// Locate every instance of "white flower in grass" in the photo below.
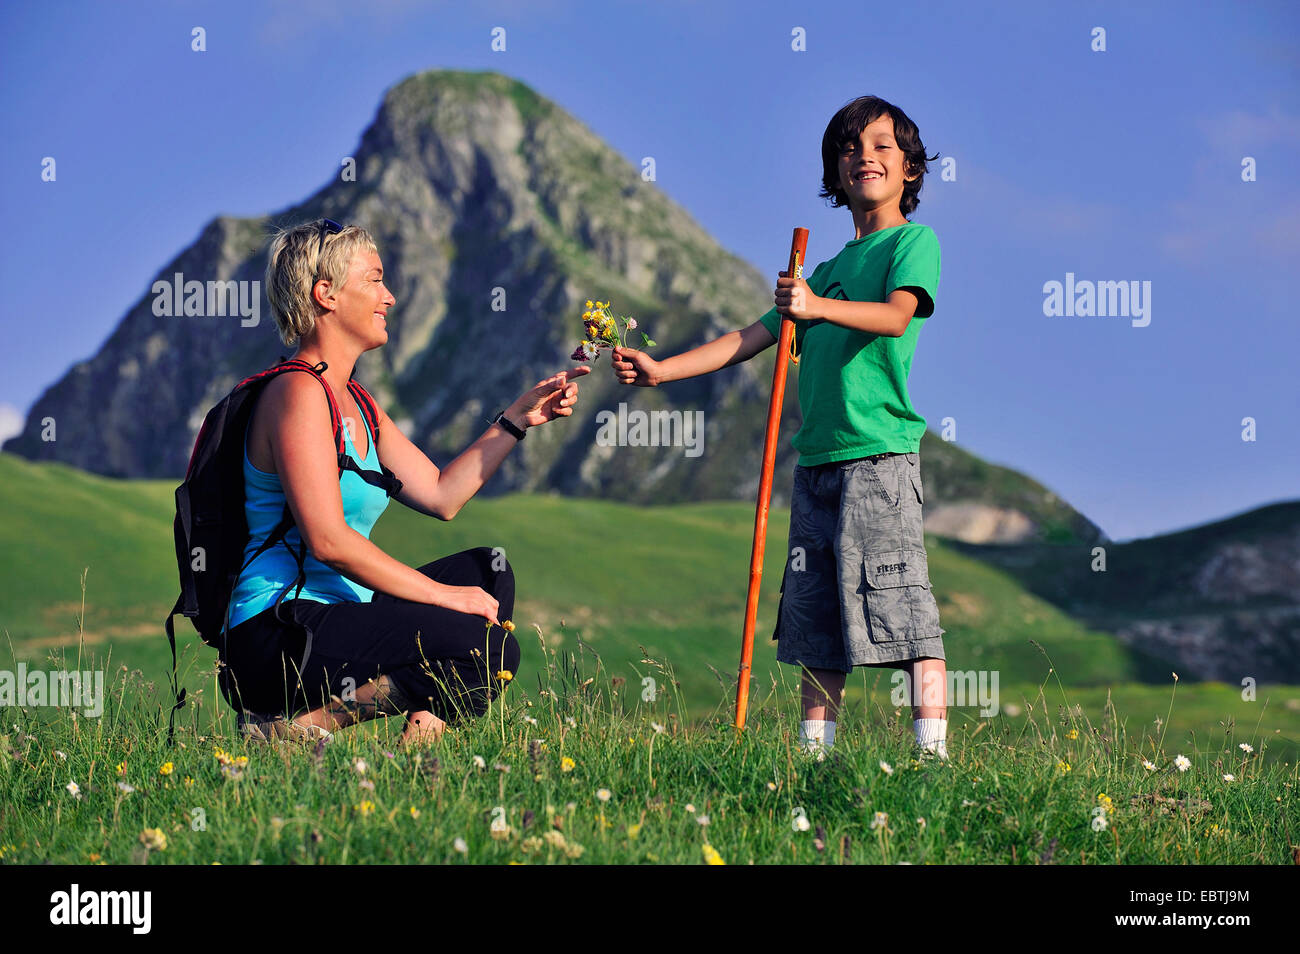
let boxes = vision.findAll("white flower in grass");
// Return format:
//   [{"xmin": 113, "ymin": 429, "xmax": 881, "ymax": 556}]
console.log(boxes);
[
  {"xmin": 1238, "ymin": 743, "xmax": 1254, "ymax": 754},
  {"xmin": 472, "ymin": 755, "xmax": 486, "ymax": 769},
  {"xmin": 596, "ymin": 788, "xmax": 612, "ymax": 803},
  {"xmin": 352, "ymin": 758, "xmax": 367, "ymax": 775},
  {"xmin": 65, "ymin": 781, "xmax": 81, "ymax": 799},
  {"xmin": 880, "ymin": 760, "xmax": 894, "ymax": 776},
  {"xmin": 684, "ymin": 803, "xmax": 696, "ymax": 814},
  {"xmin": 1142, "ymin": 759, "xmax": 1157, "ymax": 771},
  {"xmin": 651, "ymin": 721, "xmax": 665, "ymax": 734},
  {"xmin": 627, "ymin": 317, "xmax": 638, "ymax": 330},
  {"xmin": 870, "ymin": 811, "xmax": 889, "ymax": 831},
  {"xmin": 54, "ymin": 750, "xmax": 67, "ymax": 761},
  {"xmin": 961, "ymin": 798, "xmax": 976, "ymax": 807},
  {"xmin": 524, "ymin": 716, "xmax": 538, "ymax": 726},
  {"xmin": 117, "ymin": 781, "xmax": 136, "ymax": 794},
  {"xmin": 1174, "ymin": 754, "xmax": 1191, "ymax": 772},
  {"xmin": 453, "ymin": 837, "xmax": 468, "ymax": 854},
  {"xmin": 1223, "ymin": 773, "xmax": 1235, "ymax": 782},
  {"xmin": 1091, "ymin": 814, "xmax": 1108, "ymax": 832},
  {"xmin": 696, "ymin": 814, "xmax": 710, "ymax": 826},
  {"xmin": 916, "ymin": 817, "xmax": 927, "ymax": 829},
  {"xmin": 792, "ymin": 811, "xmax": 810, "ymax": 832},
  {"xmin": 359, "ymin": 779, "xmax": 375, "ymax": 792},
  {"xmin": 565, "ymin": 716, "xmax": 577, "ymax": 728}
]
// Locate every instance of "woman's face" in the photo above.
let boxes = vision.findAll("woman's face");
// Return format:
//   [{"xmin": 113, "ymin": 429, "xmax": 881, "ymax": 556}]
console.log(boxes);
[{"xmin": 315, "ymin": 248, "xmax": 395, "ymax": 348}]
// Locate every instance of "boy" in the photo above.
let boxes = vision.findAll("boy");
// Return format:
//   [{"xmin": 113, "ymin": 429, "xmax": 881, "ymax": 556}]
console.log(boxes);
[{"xmin": 612, "ymin": 95, "xmax": 949, "ymax": 761}]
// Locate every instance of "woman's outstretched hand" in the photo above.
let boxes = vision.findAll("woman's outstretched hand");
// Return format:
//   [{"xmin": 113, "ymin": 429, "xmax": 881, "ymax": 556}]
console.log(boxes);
[
  {"xmin": 512, "ymin": 366, "xmax": 592, "ymax": 427},
  {"xmin": 612, "ymin": 346, "xmax": 661, "ymax": 386}
]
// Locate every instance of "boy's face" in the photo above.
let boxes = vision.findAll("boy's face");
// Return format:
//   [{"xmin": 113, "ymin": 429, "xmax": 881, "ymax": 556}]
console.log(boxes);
[{"xmin": 837, "ymin": 114, "xmax": 915, "ymax": 213}]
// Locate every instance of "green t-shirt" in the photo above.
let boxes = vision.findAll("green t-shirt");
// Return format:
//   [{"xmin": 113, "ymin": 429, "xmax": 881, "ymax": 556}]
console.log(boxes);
[{"xmin": 758, "ymin": 222, "xmax": 940, "ymax": 466}]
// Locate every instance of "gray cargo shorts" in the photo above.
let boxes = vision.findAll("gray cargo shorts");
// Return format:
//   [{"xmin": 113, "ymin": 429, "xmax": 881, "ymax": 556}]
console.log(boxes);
[{"xmin": 772, "ymin": 450, "xmax": 946, "ymax": 672}]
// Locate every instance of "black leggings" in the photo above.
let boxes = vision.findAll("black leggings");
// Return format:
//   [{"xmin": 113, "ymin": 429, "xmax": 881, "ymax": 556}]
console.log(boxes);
[{"xmin": 218, "ymin": 547, "xmax": 521, "ymax": 725}]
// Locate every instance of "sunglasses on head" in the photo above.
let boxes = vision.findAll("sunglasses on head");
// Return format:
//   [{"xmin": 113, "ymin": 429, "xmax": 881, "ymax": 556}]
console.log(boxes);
[{"xmin": 313, "ymin": 218, "xmax": 343, "ymax": 279}]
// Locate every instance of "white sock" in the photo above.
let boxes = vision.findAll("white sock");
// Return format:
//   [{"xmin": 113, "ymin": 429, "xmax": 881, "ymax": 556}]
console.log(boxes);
[
  {"xmin": 914, "ymin": 717, "xmax": 947, "ymax": 750},
  {"xmin": 799, "ymin": 719, "xmax": 835, "ymax": 759}
]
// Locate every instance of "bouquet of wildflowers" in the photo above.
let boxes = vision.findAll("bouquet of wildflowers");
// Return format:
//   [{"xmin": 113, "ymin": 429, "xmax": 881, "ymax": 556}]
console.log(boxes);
[{"xmin": 570, "ymin": 299, "xmax": 655, "ymax": 362}]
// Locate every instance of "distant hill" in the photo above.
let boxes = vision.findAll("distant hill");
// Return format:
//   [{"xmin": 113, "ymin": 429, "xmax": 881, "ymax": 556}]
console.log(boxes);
[
  {"xmin": 945, "ymin": 501, "xmax": 1300, "ymax": 683},
  {"xmin": 3, "ymin": 69, "xmax": 1102, "ymax": 545}
]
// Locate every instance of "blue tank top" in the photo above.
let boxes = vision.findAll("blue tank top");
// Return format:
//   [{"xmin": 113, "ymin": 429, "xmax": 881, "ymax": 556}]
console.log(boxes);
[{"xmin": 223, "ymin": 411, "xmax": 390, "ymax": 633}]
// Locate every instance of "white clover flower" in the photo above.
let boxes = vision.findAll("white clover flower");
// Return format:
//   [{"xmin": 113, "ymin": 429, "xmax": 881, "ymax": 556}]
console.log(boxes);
[
  {"xmin": 1174, "ymin": 754, "xmax": 1191, "ymax": 772},
  {"xmin": 596, "ymin": 788, "xmax": 612, "ymax": 802},
  {"xmin": 117, "ymin": 781, "xmax": 135, "ymax": 794},
  {"xmin": 453, "ymin": 837, "xmax": 468, "ymax": 854},
  {"xmin": 352, "ymin": 758, "xmax": 368, "ymax": 775},
  {"xmin": 472, "ymin": 755, "xmax": 486, "ymax": 769},
  {"xmin": 870, "ymin": 811, "xmax": 889, "ymax": 831},
  {"xmin": 627, "ymin": 317, "xmax": 638, "ymax": 329},
  {"xmin": 1091, "ymin": 814, "xmax": 1108, "ymax": 832},
  {"xmin": 696, "ymin": 814, "xmax": 710, "ymax": 826},
  {"xmin": 792, "ymin": 812, "xmax": 811, "ymax": 832},
  {"xmin": 880, "ymin": 760, "xmax": 894, "ymax": 776},
  {"xmin": 684, "ymin": 803, "xmax": 696, "ymax": 814}
]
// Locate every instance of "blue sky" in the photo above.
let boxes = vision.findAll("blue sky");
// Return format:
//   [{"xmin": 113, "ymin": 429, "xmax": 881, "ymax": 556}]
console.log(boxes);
[{"xmin": 1, "ymin": 0, "xmax": 1296, "ymax": 542}]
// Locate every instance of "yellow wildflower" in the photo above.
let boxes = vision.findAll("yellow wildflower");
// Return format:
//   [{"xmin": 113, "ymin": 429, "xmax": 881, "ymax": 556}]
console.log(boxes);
[
  {"xmin": 585, "ymin": 300, "xmax": 593, "ymax": 309},
  {"xmin": 355, "ymin": 800, "xmax": 375, "ymax": 816},
  {"xmin": 409, "ymin": 806, "xmax": 421, "ymax": 819},
  {"xmin": 501, "ymin": 620, "xmax": 516, "ymax": 632},
  {"xmin": 496, "ymin": 670, "xmax": 513, "ymax": 683},
  {"xmin": 1058, "ymin": 760, "xmax": 1071, "ymax": 774},
  {"xmin": 626, "ymin": 823, "xmax": 641, "ymax": 839},
  {"xmin": 159, "ymin": 762, "xmax": 174, "ymax": 776},
  {"xmin": 701, "ymin": 843, "xmax": 725, "ymax": 865},
  {"xmin": 561, "ymin": 757, "xmax": 576, "ymax": 772},
  {"xmin": 139, "ymin": 828, "xmax": 167, "ymax": 852},
  {"xmin": 1066, "ymin": 729, "xmax": 1078, "ymax": 740}
]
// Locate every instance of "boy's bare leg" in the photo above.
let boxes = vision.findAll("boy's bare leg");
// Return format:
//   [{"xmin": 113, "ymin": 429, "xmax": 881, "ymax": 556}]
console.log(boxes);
[
  {"xmin": 801, "ymin": 668, "xmax": 847, "ymax": 721},
  {"xmin": 907, "ymin": 657, "xmax": 949, "ymax": 759},
  {"xmin": 907, "ymin": 657, "xmax": 947, "ymax": 719}
]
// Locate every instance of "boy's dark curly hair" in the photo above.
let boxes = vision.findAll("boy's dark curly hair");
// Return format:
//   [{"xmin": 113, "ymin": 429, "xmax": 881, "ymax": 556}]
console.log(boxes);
[{"xmin": 819, "ymin": 96, "xmax": 938, "ymax": 218}]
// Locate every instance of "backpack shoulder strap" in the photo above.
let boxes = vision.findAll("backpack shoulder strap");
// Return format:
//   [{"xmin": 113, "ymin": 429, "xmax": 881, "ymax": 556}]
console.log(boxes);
[{"xmin": 347, "ymin": 378, "xmax": 382, "ymax": 444}]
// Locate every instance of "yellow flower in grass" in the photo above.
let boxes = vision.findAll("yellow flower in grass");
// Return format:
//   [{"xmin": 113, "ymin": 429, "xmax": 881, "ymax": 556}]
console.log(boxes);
[
  {"xmin": 585, "ymin": 300, "xmax": 593, "ymax": 309},
  {"xmin": 561, "ymin": 757, "xmax": 576, "ymax": 773},
  {"xmin": 501, "ymin": 619, "xmax": 516, "ymax": 632},
  {"xmin": 1066, "ymin": 729, "xmax": 1078, "ymax": 740},
  {"xmin": 701, "ymin": 843, "xmax": 725, "ymax": 865},
  {"xmin": 1057, "ymin": 760, "xmax": 1071, "ymax": 774},
  {"xmin": 355, "ymin": 800, "xmax": 375, "ymax": 816},
  {"xmin": 496, "ymin": 670, "xmax": 513, "ymax": 683},
  {"xmin": 1096, "ymin": 793, "xmax": 1113, "ymax": 815},
  {"xmin": 159, "ymin": 762, "xmax": 174, "ymax": 776},
  {"xmin": 139, "ymin": 828, "xmax": 167, "ymax": 852},
  {"xmin": 626, "ymin": 823, "xmax": 642, "ymax": 840}
]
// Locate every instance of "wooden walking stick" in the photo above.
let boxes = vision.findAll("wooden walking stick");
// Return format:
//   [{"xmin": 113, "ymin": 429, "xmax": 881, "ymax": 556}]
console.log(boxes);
[{"xmin": 735, "ymin": 226, "xmax": 809, "ymax": 730}]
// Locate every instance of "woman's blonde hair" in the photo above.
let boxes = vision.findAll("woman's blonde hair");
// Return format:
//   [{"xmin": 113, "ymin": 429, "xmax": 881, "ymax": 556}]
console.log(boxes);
[{"xmin": 265, "ymin": 220, "xmax": 378, "ymax": 346}]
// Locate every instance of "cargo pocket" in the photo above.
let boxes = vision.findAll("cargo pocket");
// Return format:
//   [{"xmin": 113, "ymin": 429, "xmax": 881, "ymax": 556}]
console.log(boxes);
[{"xmin": 861, "ymin": 548, "xmax": 931, "ymax": 641}]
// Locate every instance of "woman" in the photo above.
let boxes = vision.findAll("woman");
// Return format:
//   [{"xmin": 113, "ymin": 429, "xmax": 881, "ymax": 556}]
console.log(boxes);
[{"xmin": 219, "ymin": 218, "xmax": 589, "ymax": 745}]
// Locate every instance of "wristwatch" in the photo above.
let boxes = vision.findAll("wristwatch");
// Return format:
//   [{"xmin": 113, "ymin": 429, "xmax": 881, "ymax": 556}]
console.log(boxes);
[{"xmin": 490, "ymin": 410, "xmax": 526, "ymax": 440}]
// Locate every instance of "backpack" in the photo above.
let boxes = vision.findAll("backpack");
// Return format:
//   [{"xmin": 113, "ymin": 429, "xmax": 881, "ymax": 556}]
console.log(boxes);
[{"xmin": 161, "ymin": 356, "xmax": 404, "ymax": 743}]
